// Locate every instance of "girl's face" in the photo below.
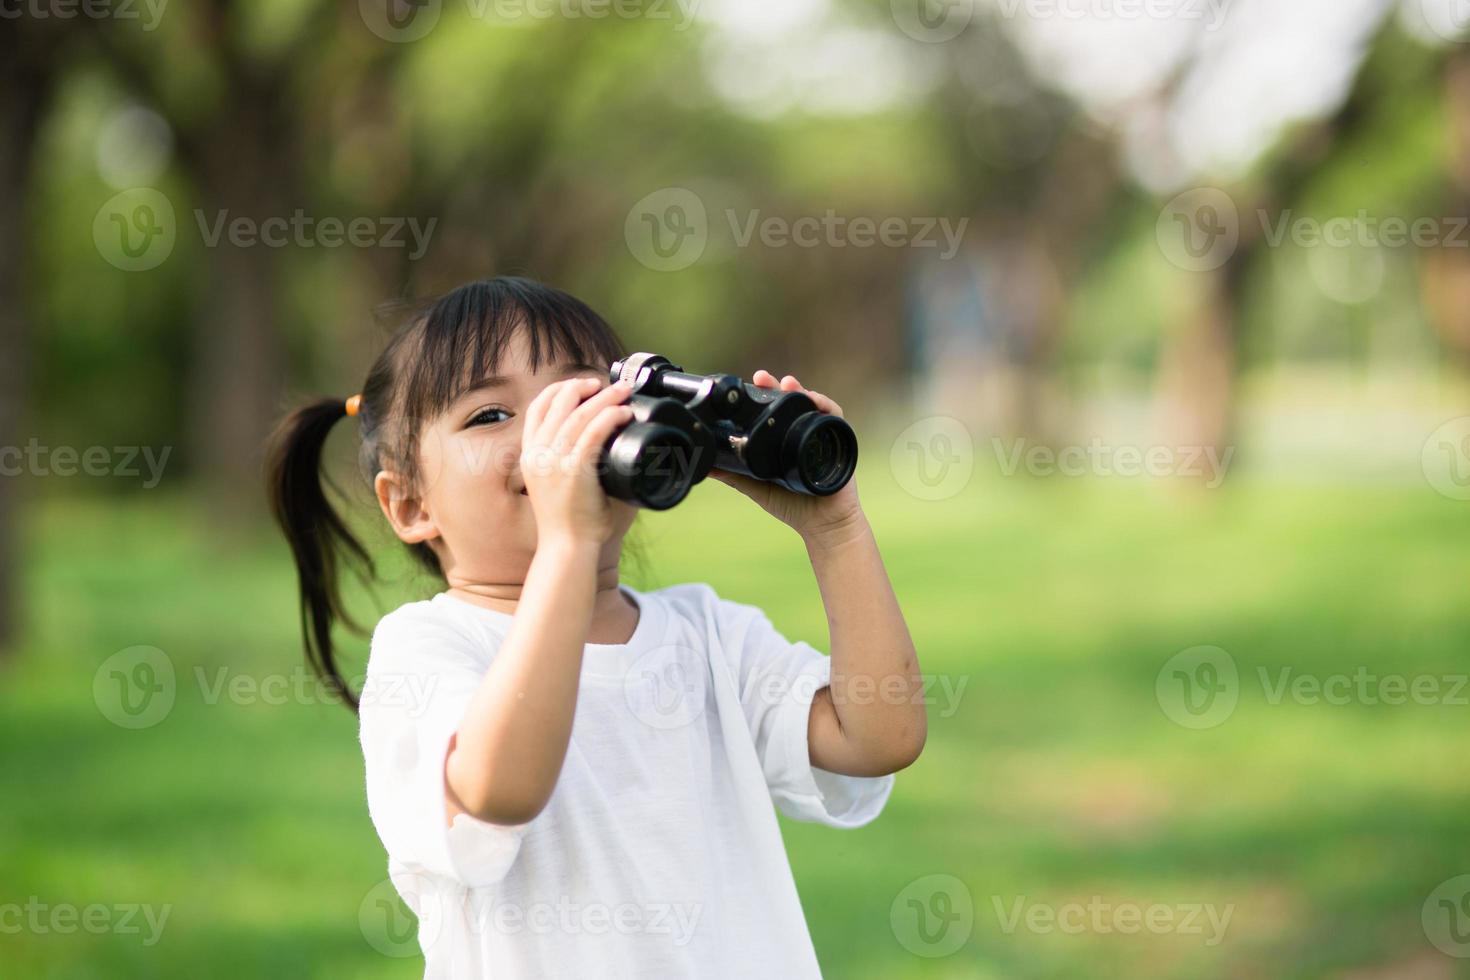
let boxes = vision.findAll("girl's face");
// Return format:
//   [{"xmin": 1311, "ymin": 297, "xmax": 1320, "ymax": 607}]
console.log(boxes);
[{"xmin": 375, "ymin": 328, "xmax": 638, "ymax": 586}]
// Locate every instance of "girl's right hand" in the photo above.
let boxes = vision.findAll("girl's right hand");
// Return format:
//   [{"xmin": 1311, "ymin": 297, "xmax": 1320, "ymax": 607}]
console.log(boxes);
[{"xmin": 519, "ymin": 376, "xmax": 634, "ymax": 546}]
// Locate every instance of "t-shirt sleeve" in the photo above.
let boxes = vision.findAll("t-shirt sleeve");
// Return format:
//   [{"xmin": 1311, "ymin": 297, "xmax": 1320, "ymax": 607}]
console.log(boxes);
[
  {"xmin": 358, "ymin": 607, "xmax": 532, "ymax": 889},
  {"xmin": 713, "ymin": 592, "xmax": 895, "ymax": 828}
]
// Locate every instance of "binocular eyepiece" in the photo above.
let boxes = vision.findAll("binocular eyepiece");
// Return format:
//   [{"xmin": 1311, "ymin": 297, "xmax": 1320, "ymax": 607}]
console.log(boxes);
[{"xmin": 598, "ymin": 353, "xmax": 858, "ymax": 510}]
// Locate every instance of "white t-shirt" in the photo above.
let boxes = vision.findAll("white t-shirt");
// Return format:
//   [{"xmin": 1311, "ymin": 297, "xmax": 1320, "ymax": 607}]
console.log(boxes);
[{"xmin": 358, "ymin": 581, "xmax": 895, "ymax": 979}]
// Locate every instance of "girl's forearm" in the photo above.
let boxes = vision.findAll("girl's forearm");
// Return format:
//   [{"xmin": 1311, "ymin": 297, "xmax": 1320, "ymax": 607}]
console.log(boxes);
[
  {"xmin": 803, "ymin": 515, "xmax": 927, "ymax": 776},
  {"xmin": 445, "ymin": 535, "xmax": 601, "ymax": 824}
]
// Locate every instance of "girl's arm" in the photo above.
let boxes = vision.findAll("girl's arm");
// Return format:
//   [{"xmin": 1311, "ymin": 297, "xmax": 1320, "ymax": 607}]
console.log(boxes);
[
  {"xmin": 445, "ymin": 377, "xmax": 635, "ymax": 825},
  {"xmin": 444, "ymin": 536, "xmax": 601, "ymax": 824},
  {"xmin": 707, "ymin": 370, "xmax": 927, "ymax": 779},
  {"xmin": 802, "ymin": 514, "xmax": 927, "ymax": 777}
]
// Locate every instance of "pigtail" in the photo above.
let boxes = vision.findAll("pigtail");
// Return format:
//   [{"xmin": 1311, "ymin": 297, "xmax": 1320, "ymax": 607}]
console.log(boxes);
[{"xmin": 265, "ymin": 398, "xmax": 372, "ymax": 713}]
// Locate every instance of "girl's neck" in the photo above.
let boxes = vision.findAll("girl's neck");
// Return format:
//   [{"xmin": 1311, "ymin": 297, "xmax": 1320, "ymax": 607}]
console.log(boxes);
[{"xmin": 444, "ymin": 561, "xmax": 640, "ymax": 645}]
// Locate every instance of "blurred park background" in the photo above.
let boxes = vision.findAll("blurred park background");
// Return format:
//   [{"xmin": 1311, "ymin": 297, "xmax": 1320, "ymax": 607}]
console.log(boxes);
[{"xmin": 4, "ymin": 0, "xmax": 1470, "ymax": 977}]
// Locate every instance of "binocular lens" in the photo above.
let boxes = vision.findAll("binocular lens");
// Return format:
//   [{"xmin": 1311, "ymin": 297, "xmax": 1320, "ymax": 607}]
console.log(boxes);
[
  {"xmin": 632, "ymin": 433, "xmax": 690, "ymax": 509},
  {"xmin": 787, "ymin": 413, "xmax": 858, "ymax": 495},
  {"xmin": 602, "ymin": 423, "xmax": 696, "ymax": 511},
  {"xmin": 601, "ymin": 354, "xmax": 859, "ymax": 507}
]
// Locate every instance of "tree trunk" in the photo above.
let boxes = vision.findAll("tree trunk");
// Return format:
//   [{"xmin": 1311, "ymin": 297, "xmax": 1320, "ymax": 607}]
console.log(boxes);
[
  {"xmin": 184, "ymin": 94, "xmax": 297, "ymax": 524},
  {"xmin": 1156, "ymin": 256, "xmax": 1247, "ymax": 465},
  {"xmin": 1423, "ymin": 49, "xmax": 1470, "ymax": 370},
  {"xmin": 0, "ymin": 29, "xmax": 56, "ymax": 651}
]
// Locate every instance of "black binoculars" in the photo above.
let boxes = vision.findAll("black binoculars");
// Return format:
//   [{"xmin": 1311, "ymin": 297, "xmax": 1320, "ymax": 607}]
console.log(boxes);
[{"xmin": 598, "ymin": 353, "xmax": 858, "ymax": 510}]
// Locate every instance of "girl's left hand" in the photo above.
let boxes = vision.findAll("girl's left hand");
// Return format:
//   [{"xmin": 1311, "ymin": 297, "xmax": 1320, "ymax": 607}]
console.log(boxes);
[{"xmin": 707, "ymin": 370, "xmax": 865, "ymax": 543}]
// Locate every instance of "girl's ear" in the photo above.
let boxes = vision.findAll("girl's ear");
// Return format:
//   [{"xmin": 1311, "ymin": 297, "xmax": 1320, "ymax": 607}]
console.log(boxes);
[{"xmin": 374, "ymin": 470, "xmax": 439, "ymax": 545}]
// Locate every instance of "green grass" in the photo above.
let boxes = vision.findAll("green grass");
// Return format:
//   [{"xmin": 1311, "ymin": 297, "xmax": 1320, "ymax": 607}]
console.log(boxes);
[{"xmin": 2, "ymin": 469, "xmax": 1469, "ymax": 979}]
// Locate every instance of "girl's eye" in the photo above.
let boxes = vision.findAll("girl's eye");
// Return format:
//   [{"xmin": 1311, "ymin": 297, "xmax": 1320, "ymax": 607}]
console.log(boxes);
[{"xmin": 467, "ymin": 407, "xmax": 512, "ymax": 428}]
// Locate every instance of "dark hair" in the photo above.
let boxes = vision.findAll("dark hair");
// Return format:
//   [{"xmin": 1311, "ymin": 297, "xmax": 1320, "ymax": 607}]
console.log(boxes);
[{"xmin": 265, "ymin": 277, "xmax": 629, "ymax": 712}]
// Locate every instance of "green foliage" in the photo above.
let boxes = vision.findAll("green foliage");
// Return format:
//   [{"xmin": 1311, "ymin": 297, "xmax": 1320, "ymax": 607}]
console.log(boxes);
[{"xmin": 3, "ymin": 474, "xmax": 1467, "ymax": 978}]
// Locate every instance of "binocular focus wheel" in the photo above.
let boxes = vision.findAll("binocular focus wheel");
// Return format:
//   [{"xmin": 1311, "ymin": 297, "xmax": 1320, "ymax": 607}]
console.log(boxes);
[{"xmin": 614, "ymin": 352, "xmax": 675, "ymax": 389}]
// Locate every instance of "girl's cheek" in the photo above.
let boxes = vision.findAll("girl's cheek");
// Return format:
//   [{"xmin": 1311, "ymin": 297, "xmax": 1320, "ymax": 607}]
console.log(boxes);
[{"xmin": 457, "ymin": 437, "xmax": 521, "ymax": 489}]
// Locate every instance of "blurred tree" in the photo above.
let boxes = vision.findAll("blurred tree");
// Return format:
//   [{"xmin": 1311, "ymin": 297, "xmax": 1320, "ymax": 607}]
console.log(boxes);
[
  {"xmin": 0, "ymin": 18, "xmax": 65, "ymax": 649},
  {"xmin": 1423, "ymin": 47, "xmax": 1470, "ymax": 369},
  {"xmin": 83, "ymin": 1, "xmax": 354, "ymax": 516}
]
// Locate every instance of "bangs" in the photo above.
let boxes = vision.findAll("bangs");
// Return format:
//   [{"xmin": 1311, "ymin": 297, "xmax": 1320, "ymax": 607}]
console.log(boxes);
[{"xmin": 401, "ymin": 277, "xmax": 628, "ymax": 423}]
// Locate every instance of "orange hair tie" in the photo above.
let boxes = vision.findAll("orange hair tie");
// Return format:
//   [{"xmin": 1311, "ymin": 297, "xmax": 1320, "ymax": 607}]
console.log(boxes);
[{"xmin": 344, "ymin": 394, "xmax": 362, "ymax": 417}]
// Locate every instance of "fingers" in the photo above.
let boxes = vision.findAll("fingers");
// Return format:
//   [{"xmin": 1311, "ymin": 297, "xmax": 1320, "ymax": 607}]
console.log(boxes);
[
  {"xmin": 522, "ymin": 376, "xmax": 566, "ymax": 437},
  {"xmin": 753, "ymin": 369, "xmax": 801, "ymax": 392},
  {"xmin": 571, "ymin": 398, "xmax": 636, "ymax": 462},
  {"xmin": 526, "ymin": 377, "xmax": 600, "ymax": 449},
  {"xmin": 708, "ymin": 467, "xmax": 765, "ymax": 498},
  {"xmin": 752, "ymin": 369, "xmax": 844, "ymax": 418},
  {"xmin": 555, "ymin": 381, "xmax": 631, "ymax": 451},
  {"xmin": 804, "ymin": 389, "xmax": 844, "ymax": 418}
]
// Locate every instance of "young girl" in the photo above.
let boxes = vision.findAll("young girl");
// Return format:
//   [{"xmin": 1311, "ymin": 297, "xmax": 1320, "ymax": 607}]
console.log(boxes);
[{"xmin": 266, "ymin": 277, "xmax": 926, "ymax": 978}]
